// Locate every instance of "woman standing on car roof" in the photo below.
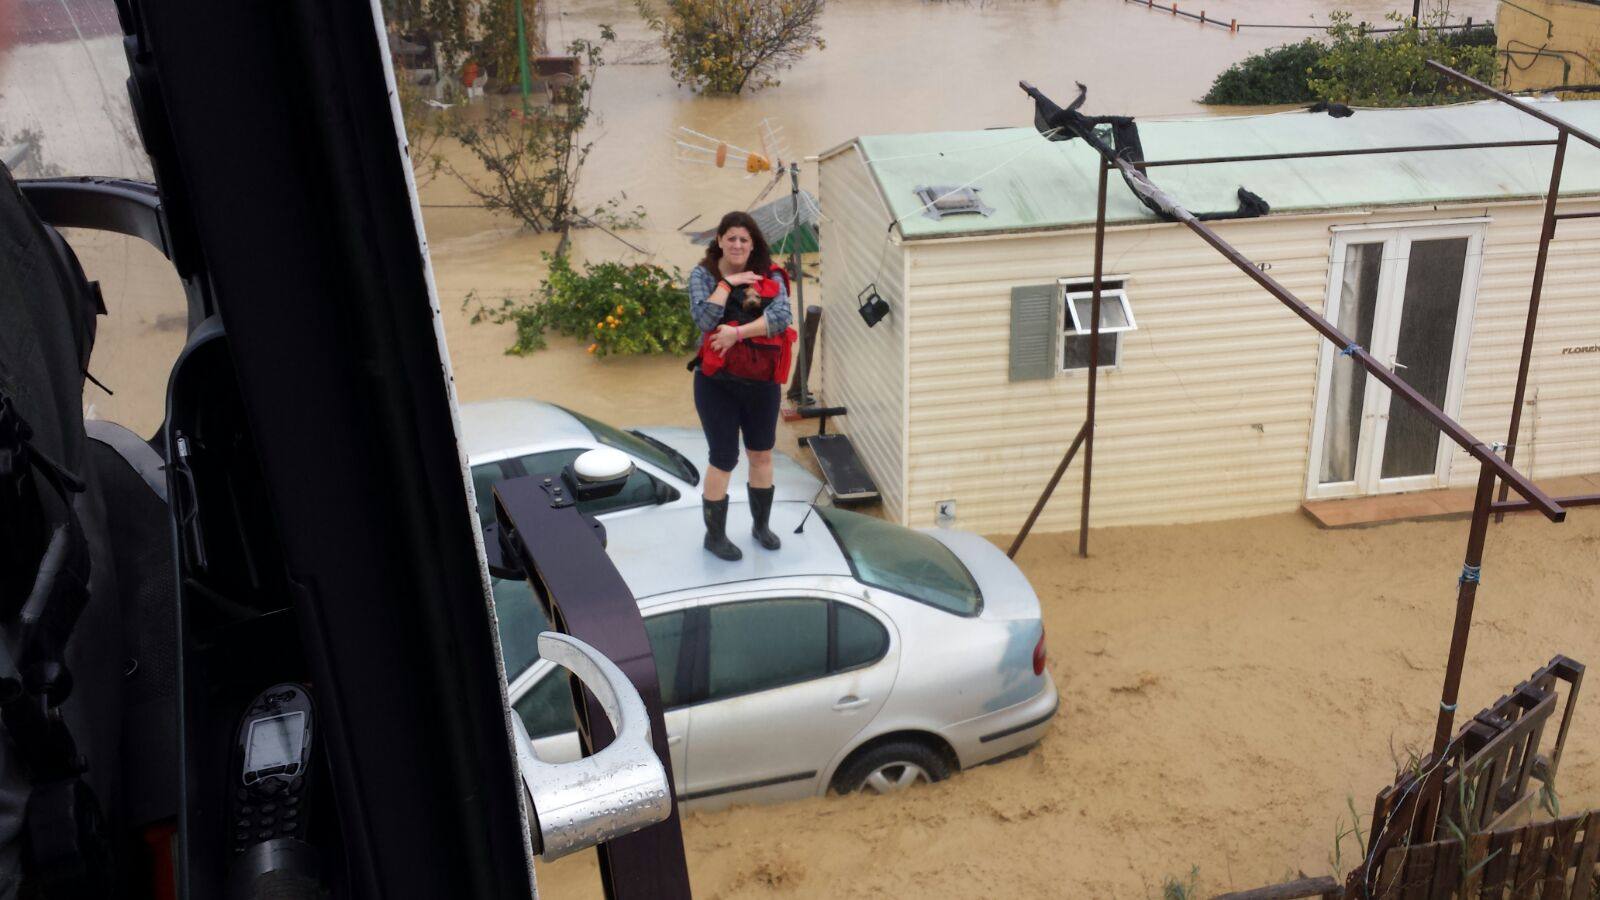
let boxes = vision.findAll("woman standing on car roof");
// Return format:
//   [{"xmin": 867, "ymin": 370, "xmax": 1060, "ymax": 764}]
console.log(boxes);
[{"xmin": 688, "ymin": 211, "xmax": 795, "ymax": 561}]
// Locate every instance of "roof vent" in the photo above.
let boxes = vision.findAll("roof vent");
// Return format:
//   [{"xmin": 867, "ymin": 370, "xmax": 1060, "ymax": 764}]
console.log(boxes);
[{"xmin": 913, "ymin": 185, "xmax": 994, "ymax": 221}]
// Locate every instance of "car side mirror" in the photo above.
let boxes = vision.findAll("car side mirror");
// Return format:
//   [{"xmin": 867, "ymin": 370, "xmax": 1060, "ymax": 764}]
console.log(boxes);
[{"xmin": 511, "ymin": 631, "xmax": 672, "ymax": 860}]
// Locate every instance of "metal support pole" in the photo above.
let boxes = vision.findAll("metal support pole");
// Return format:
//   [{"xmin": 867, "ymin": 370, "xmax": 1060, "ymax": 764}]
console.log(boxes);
[
  {"xmin": 1427, "ymin": 61, "xmax": 1600, "ymax": 152},
  {"xmin": 1008, "ymin": 422, "xmax": 1090, "ymax": 558},
  {"xmin": 1409, "ymin": 464, "xmax": 1499, "ymax": 837},
  {"xmin": 1496, "ymin": 130, "xmax": 1567, "ymax": 521},
  {"xmin": 1432, "ymin": 465, "xmax": 1497, "ymax": 758},
  {"xmin": 1079, "ymin": 161, "xmax": 1109, "ymax": 558},
  {"xmin": 786, "ymin": 162, "xmax": 814, "ymax": 406},
  {"xmin": 1134, "ymin": 138, "xmax": 1556, "ymax": 170}
]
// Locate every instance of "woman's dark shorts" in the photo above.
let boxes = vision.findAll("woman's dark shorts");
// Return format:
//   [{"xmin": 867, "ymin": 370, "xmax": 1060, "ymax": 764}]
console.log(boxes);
[{"xmin": 694, "ymin": 371, "xmax": 780, "ymax": 472}]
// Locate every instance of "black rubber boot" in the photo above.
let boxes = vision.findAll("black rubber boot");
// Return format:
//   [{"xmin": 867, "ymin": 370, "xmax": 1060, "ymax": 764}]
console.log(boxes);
[
  {"xmin": 749, "ymin": 485, "xmax": 781, "ymax": 551},
  {"xmin": 702, "ymin": 496, "xmax": 742, "ymax": 561}
]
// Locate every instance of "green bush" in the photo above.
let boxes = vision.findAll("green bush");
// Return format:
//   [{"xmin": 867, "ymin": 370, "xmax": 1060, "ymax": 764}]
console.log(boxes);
[
  {"xmin": 1203, "ymin": 39, "xmax": 1326, "ymax": 105},
  {"xmin": 1201, "ymin": 11, "xmax": 1498, "ymax": 107},
  {"xmin": 1308, "ymin": 11, "xmax": 1498, "ymax": 107},
  {"xmin": 468, "ymin": 254, "xmax": 700, "ymax": 357}
]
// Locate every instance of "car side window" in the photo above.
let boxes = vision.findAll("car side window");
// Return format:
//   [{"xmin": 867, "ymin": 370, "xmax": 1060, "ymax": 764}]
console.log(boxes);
[
  {"xmin": 514, "ymin": 669, "xmax": 575, "ymax": 740},
  {"xmin": 493, "ymin": 577, "xmax": 549, "ymax": 683},
  {"xmin": 644, "ymin": 611, "xmax": 689, "ymax": 708},
  {"xmin": 508, "ymin": 449, "xmax": 670, "ymax": 516},
  {"xmin": 705, "ymin": 598, "xmax": 828, "ymax": 700},
  {"xmin": 833, "ymin": 604, "xmax": 889, "ymax": 671},
  {"xmin": 513, "ymin": 610, "xmax": 689, "ymax": 740}
]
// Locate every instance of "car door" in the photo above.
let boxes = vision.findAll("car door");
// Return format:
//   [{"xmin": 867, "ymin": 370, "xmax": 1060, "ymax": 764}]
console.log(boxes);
[
  {"xmin": 681, "ymin": 594, "xmax": 898, "ymax": 808},
  {"xmin": 509, "ymin": 608, "xmax": 694, "ymax": 793}
]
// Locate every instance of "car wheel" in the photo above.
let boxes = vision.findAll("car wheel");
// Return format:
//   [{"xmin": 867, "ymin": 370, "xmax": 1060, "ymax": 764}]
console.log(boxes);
[{"xmin": 835, "ymin": 741, "xmax": 950, "ymax": 796}]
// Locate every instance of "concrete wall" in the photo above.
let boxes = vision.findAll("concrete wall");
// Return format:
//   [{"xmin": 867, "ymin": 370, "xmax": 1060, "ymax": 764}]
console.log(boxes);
[{"xmin": 1498, "ymin": 0, "xmax": 1600, "ymax": 91}]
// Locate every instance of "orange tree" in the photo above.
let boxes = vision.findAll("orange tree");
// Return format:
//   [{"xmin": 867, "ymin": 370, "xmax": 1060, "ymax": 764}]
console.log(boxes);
[{"xmin": 468, "ymin": 254, "xmax": 699, "ymax": 357}]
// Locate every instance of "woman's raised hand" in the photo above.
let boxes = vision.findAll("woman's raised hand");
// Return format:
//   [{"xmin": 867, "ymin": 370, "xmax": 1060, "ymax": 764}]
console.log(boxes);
[{"xmin": 724, "ymin": 270, "xmax": 762, "ymax": 286}]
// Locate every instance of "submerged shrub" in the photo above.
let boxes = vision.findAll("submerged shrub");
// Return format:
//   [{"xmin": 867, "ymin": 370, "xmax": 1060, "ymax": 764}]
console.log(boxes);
[
  {"xmin": 468, "ymin": 254, "xmax": 699, "ymax": 357},
  {"xmin": 1202, "ymin": 11, "xmax": 1497, "ymax": 107},
  {"xmin": 1203, "ymin": 39, "xmax": 1326, "ymax": 105},
  {"xmin": 1308, "ymin": 11, "xmax": 1498, "ymax": 107}
]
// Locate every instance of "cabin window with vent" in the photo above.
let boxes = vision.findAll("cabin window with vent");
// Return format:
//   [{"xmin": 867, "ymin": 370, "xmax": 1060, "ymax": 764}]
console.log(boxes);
[
  {"xmin": 913, "ymin": 185, "xmax": 994, "ymax": 221},
  {"xmin": 1008, "ymin": 277, "xmax": 1136, "ymax": 381},
  {"xmin": 1059, "ymin": 276, "xmax": 1133, "ymax": 372}
]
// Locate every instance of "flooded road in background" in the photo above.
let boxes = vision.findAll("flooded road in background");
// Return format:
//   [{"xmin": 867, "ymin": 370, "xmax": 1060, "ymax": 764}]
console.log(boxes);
[{"xmin": 550, "ymin": 0, "xmax": 1499, "ymax": 270}]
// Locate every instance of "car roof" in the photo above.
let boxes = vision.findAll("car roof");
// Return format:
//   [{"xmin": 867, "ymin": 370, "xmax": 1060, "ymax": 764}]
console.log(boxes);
[
  {"xmin": 458, "ymin": 399, "xmax": 595, "ymax": 462},
  {"xmin": 606, "ymin": 502, "xmax": 853, "ymax": 600}
]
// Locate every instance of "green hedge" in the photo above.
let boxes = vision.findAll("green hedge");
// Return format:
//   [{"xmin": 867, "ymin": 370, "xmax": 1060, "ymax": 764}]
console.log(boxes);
[
  {"xmin": 1203, "ymin": 39, "xmax": 1326, "ymax": 105},
  {"xmin": 1202, "ymin": 19, "xmax": 1497, "ymax": 107}
]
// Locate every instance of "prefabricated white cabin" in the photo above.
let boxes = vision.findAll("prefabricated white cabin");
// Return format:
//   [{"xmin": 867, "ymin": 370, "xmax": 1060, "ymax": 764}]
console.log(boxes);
[{"xmin": 816, "ymin": 101, "xmax": 1600, "ymax": 533}]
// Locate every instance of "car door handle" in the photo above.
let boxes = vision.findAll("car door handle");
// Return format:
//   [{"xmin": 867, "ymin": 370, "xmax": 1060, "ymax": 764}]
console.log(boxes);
[
  {"xmin": 832, "ymin": 696, "xmax": 871, "ymax": 711},
  {"xmin": 667, "ymin": 734, "xmax": 683, "ymax": 746},
  {"xmin": 511, "ymin": 632, "xmax": 672, "ymax": 861}
]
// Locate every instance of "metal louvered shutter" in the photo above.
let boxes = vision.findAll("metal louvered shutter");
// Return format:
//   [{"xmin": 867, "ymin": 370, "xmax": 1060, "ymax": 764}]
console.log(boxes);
[{"xmin": 1009, "ymin": 284, "xmax": 1058, "ymax": 381}]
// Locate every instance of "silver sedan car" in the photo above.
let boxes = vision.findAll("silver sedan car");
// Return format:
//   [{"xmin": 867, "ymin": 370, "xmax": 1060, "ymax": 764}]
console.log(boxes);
[
  {"xmin": 460, "ymin": 399, "xmax": 821, "ymax": 530},
  {"xmin": 493, "ymin": 500, "xmax": 1058, "ymax": 810}
]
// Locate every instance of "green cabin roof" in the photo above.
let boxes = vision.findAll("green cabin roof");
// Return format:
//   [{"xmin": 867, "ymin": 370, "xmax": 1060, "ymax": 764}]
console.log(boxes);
[{"xmin": 843, "ymin": 100, "xmax": 1600, "ymax": 240}]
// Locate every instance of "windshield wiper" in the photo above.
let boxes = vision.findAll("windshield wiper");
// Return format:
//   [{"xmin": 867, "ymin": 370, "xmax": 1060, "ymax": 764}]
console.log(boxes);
[{"xmin": 628, "ymin": 429, "xmax": 699, "ymax": 486}]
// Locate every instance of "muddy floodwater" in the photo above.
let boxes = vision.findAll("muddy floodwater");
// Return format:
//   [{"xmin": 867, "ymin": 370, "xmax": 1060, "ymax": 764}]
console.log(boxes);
[{"xmin": 549, "ymin": 0, "xmax": 1500, "ymax": 268}]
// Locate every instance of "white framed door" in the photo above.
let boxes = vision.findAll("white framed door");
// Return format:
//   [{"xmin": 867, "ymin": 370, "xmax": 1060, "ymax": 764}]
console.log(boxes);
[{"xmin": 1307, "ymin": 221, "xmax": 1485, "ymax": 499}]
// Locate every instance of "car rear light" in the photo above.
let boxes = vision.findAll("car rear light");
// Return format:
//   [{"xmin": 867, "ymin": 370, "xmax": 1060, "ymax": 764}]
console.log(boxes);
[{"xmin": 1032, "ymin": 627, "xmax": 1047, "ymax": 676}]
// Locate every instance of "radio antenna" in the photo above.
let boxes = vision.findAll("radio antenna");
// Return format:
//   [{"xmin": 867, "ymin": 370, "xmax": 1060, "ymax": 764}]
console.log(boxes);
[{"xmin": 793, "ymin": 483, "xmax": 829, "ymax": 534}]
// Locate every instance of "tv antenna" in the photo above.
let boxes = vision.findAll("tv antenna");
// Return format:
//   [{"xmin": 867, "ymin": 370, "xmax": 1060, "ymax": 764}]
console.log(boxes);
[{"xmin": 673, "ymin": 119, "xmax": 792, "ymax": 177}]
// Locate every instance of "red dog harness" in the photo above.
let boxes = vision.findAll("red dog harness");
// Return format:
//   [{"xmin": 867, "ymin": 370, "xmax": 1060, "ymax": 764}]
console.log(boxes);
[{"xmin": 697, "ymin": 266, "xmax": 797, "ymax": 385}]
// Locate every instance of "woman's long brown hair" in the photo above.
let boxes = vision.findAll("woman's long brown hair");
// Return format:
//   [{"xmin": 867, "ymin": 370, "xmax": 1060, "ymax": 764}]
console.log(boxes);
[{"xmin": 698, "ymin": 210, "xmax": 774, "ymax": 277}]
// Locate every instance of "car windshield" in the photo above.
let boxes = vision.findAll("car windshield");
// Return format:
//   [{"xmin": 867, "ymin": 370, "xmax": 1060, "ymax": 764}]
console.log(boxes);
[
  {"xmin": 560, "ymin": 405, "xmax": 698, "ymax": 485},
  {"xmin": 816, "ymin": 506, "xmax": 982, "ymax": 616}
]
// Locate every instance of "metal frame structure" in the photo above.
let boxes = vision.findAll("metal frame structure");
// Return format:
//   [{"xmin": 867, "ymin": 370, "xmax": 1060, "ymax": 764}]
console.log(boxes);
[{"xmin": 1012, "ymin": 64, "xmax": 1600, "ymax": 842}]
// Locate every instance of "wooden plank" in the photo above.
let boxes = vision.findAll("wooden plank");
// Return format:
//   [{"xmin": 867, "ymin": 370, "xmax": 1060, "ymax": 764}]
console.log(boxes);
[
  {"xmin": 1546, "ymin": 815, "xmax": 1582, "ymax": 899},
  {"xmin": 1510, "ymin": 718, "xmax": 1549, "ymax": 805},
  {"xmin": 1511, "ymin": 821, "xmax": 1555, "ymax": 899},
  {"xmin": 1428, "ymin": 838, "xmax": 1461, "ymax": 900},
  {"xmin": 1482, "ymin": 828, "xmax": 1520, "ymax": 896},
  {"xmin": 1573, "ymin": 811, "xmax": 1600, "ymax": 900},
  {"xmin": 1403, "ymin": 842, "xmax": 1439, "ymax": 900},
  {"xmin": 1377, "ymin": 845, "xmax": 1409, "ymax": 898},
  {"xmin": 1478, "ymin": 751, "xmax": 1510, "ymax": 831},
  {"xmin": 1460, "ymin": 833, "xmax": 1492, "ymax": 899}
]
